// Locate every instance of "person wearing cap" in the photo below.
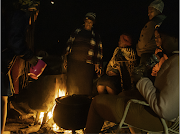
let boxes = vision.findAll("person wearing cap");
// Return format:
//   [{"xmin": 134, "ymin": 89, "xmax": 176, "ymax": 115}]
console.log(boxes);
[
  {"xmin": 64, "ymin": 12, "xmax": 103, "ymax": 95},
  {"xmin": 84, "ymin": 16, "xmax": 179, "ymax": 133},
  {"xmin": 136, "ymin": 0, "xmax": 166, "ymax": 65},
  {"xmin": 96, "ymin": 33, "xmax": 136, "ymax": 95}
]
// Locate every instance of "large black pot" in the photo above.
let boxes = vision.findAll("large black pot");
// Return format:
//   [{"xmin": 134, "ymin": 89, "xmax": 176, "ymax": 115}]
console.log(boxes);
[{"xmin": 53, "ymin": 94, "xmax": 92, "ymax": 130}]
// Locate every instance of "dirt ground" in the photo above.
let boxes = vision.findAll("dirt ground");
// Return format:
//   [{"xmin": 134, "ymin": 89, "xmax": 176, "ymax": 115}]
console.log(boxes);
[
  {"xmin": 5, "ymin": 112, "xmax": 131, "ymax": 134},
  {"xmin": 4, "ymin": 78, "xmax": 131, "ymax": 134}
]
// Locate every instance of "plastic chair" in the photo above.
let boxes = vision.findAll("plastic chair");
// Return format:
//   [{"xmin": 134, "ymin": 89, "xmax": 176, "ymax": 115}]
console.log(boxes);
[{"xmin": 116, "ymin": 99, "xmax": 179, "ymax": 134}]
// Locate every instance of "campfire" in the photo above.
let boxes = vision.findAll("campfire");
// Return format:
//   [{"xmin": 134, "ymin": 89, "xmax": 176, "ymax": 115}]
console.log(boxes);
[
  {"xmin": 6, "ymin": 74, "xmax": 73, "ymax": 133},
  {"xmin": 36, "ymin": 86, "xmax": 90, "ymax": 134},
  {"xmin": 37, "ymin": 88, "xmax": 74, "ymax": 133},
  {"xmin": 5, "ymin": 73, "xmax": 126, "ymax": 133}
]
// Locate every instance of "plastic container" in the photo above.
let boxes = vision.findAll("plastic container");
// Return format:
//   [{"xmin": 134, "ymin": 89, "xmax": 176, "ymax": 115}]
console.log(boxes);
[{"xmin": 28, "ymin": 59, "xmax": 47, "ymax": 80}]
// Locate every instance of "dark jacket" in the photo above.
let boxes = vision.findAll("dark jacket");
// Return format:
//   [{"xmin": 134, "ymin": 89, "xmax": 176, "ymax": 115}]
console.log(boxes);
[
  {"xmin": 136, "ymin": 14, "xmax": 166, "ymax": 57},
  {"xmin": 2, "ymin": 10, "xmax": 34, "ymax": 73}
]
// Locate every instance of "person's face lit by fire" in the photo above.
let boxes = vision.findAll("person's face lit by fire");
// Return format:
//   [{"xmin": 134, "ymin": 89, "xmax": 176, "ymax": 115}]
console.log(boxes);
[
  {"xmin": 148, "ymin": 7, "xmax": 160, "ymax": 20},
  {"xmin": 118, "ymin": 35, "xmax": 131, "ymax": 48},
  {"xmin": 84, "ymin": 19, "xmax": 93, "ymax": 31},
  {"xmin": 154, "ymin": 30, "xmax": 162, "ymax": 48}
]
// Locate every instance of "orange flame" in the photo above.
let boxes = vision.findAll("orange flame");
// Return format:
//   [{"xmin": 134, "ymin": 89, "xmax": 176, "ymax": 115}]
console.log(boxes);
[{"xmin": 38, "ymin": 88, "xmax": 67, "ymax": 132}]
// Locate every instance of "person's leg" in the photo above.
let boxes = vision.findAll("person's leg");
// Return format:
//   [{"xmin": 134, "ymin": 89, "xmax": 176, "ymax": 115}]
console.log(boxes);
[
  {"xmin": 85, "ymin": 90, "xmax": 169, "ymax": 133},
  {"xmin": 1, "ymin": 73, "xmax": 12, "ymax": 134},
  {"xmin": 97, "ymin": 85, "xmax": 106, "ymax": 94},
  {"xmin": 85, "ymin": 94, "xmax": 125, "ymax": 133},
  {"xmin": 129, "ymin": 127, "xmax": 145, "ymax": 134},
  {"xmin": 1, "ymin": 96, "xmax": 8, "ymax": 133}
]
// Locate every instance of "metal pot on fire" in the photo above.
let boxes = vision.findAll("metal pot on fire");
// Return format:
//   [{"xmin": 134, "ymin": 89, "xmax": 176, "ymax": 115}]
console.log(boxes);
[{"xmin": 53, "ymin": 94, "xmax": 92, "ymax": 130}]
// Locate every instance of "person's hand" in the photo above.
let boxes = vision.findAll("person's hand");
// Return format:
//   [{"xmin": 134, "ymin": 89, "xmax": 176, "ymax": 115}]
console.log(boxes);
[
  {"xmin": 28, "ymin": 56, "xmax": 38, "ymax": 66},
  {"xmin": 62, "ymin": 55, "xmax": 67, "ymax": 70},
  {"xmin": 107, "ymin": 71, "xmax": 118, "ymax": 76},
  {"xmin": 95, "ymin": 64, "xmax": 101, "ymax": 74}
]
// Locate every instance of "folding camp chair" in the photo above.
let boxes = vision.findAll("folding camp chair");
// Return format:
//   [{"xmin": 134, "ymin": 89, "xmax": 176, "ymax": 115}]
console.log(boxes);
[{"xmin": 116, "ymin": 99, "xmax": 179, "ymax": 134}]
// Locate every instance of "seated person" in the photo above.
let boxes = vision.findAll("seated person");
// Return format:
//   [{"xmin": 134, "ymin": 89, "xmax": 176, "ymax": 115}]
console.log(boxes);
[
  {"xmin": 97, "ymin": 33, "xmax": 137, "ymax": 95},
  {"xmin": 151, "ymin": 26, "xmax": 168, "ymax": 76},
  {"xmin": 84, "ymin": 16, "xmax": 179, "ymax": 133}
]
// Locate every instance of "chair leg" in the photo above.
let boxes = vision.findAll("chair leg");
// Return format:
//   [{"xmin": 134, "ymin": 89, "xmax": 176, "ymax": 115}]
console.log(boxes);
[
  {"xmin": 147, "ymin": 132, "xmax": 162, "ymax": 134},
  {"xmin": 129, "ymin": 127, "xmax": 143, "ymax": 134},
  {"xmin": 161, "ymin": 118, "xmax": 169, "ymax": 134},
  {"xmin": 116, "ymin": 101, "xmax": 132, "ymax": 133}
]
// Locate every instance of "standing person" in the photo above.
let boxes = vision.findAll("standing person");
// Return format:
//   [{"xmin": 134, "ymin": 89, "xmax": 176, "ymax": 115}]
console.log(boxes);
[
  {"xmin": 1, "ymin": 1, "xmax": 38, "ymax": 133},
  {"xmin": 136, "ymin": 0, "xmax": 166, "ymax": 65},
  {"xmin": 97, "ymin": 33, "xmax": 136, "ymax": 95},
  {"xmin": 64, "ymin": 12, "xmax": 103, "ymax": 95},
  {"xmin": 84, "ymin": 16, "xmax": 179, "ymax": 133}
]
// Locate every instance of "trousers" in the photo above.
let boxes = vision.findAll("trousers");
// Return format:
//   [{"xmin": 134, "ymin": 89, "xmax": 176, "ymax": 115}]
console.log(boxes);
[{"xmin": 85, "ymin": 90, "xmax": 172, "ymax": 133}]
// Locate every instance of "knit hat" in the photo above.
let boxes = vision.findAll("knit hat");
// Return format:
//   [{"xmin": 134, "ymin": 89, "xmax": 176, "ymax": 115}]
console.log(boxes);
[
  {"xmin": 149, "ymin": 0, "xmax": 164, "ymax": 13},
  {"xmin": 84, "ymin": 12, "xmax": 96, "ymax": 23}
]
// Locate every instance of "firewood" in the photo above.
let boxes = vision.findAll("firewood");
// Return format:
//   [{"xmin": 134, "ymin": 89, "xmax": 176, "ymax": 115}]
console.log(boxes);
[
  {"xmin": 6, "ymin": 118, "xmax": 34, "ymax": 124},
  {"xmin": 17, "ymin": 124, "xmax": 41, "ymax": 134}
]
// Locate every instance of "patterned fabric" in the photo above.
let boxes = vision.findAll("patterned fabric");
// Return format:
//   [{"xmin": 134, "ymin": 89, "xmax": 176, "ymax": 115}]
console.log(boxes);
[
  {"xmin": 107, "ymin": 47, "xmax": 136, "ymax": 72},
  {"xmin": 106, "ymin": 47, "xmax": 137, "ymax": 90},
  {"xmin": 66, "ymin": 26, "xmax": 103, "ymax": 68}
]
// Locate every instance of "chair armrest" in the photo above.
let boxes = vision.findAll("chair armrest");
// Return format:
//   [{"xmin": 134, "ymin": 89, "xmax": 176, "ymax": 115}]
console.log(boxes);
[{"xmin": 129, "ymin": 99, "xmax": 149, "ymax": 106}]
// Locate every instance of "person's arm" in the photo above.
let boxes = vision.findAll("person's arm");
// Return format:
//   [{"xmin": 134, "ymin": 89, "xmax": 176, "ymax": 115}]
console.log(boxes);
[
  {"xmin": 63, "ymin": 36, "xmax": 74, "ymax": 56},
  {"xmin": 136, "ymin": 55, "xmax": 179, "ymax": 121},
  {"xmin": 63, "ymin": 28, "xmax": 80, "ymax": 56},
  {"xmin": 94, "ymin": 34, "xmax": 103, "ymax": 74},
  {"xmin": 96, "ymin": 37, "xmax": 103, "ymax": 66},
  {"xmin": 106, "ymin": 47, "xmax": 119, "ymax": 75}
]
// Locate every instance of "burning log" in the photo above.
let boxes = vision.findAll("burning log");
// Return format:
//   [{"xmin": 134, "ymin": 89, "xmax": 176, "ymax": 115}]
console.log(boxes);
[
  {"xmin": 17, "ymin": 124, "xmax": 41, "ymax": 134},
  {"xmin": 7, "ymin": 101, "xmax": 36, "ymax": 124},
  {"xmin": 6, "ymin": 118, "xmax": 34, "ymax": 124},
  {"xmin": 8, "ymin": 74, "xmax": 69, "ymax": 133}
]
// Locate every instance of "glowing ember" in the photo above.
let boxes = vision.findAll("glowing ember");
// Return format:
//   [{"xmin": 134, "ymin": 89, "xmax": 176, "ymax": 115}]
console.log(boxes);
[
  {"xmin": 64, "ymin": 130, "xmax": 73, "ymax": 134},
  {"xmin": 52, "ymin": 123, "xmax": 59, "ymax": 132}
]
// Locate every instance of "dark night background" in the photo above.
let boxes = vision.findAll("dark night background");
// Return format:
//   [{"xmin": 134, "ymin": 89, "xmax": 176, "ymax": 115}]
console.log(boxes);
[{"xmin": 34, "ymin": 0, "xmax": 179, "ymax": 62}]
